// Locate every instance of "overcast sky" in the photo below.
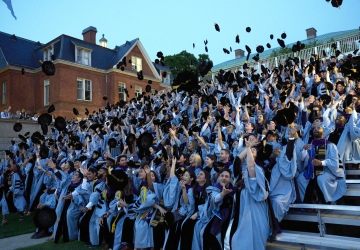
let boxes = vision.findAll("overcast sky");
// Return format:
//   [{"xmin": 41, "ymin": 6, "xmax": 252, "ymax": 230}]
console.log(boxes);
[{"xmin": 1, "ymin": 0, "xmax": 359, "ymax": 65}]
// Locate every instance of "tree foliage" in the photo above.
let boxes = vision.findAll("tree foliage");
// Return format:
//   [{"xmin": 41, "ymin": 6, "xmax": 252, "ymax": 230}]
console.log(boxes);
[{"xmin": 164, "ymin": 50, "xmax": 212, "ymax": 79}]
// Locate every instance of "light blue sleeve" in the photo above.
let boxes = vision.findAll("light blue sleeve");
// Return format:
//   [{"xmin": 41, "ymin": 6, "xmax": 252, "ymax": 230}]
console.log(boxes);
[
  {"xmin": 163, "ymin": 176, "xmax": 181, "ymax": 208},
  {"xmin": 244, "ymin": 165, "xmax": 269, "ymax": 202},
  {"xmin": 277, "ymin": 145, "xmax": 297, "ymax": 180}
]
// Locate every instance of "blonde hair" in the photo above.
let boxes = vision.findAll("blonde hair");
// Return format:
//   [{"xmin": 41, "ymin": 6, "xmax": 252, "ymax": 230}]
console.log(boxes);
[{"xmin": 191, "ymin": 153, "xmax": 202, "ymax": 167}]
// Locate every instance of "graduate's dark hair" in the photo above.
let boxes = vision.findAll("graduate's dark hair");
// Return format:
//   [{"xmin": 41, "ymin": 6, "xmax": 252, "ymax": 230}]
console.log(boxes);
[
  {"xmin": 88, "ymin": 167, "xmax": 97, "ymax": 174},
  {"xmin": 219, "ymin": 167, "xmax": 232, "ymax": 176},
  {"xmin": 150, "ymin": 170, "xmax": 160, "ymax": 183},
  {"xmin": 178, "ymin": 153, "xmax": 189, "ymax": 166},
  {"xmin": 220, "ymin": 148, "xmax": 230, "ymax": 155},
  {"xmin": 185, "ymin": 170, "xmax": 196, "ymax": 186},
  {"xmin": 75, "ymin": 170, "xmax": 84, "ymax": 180},
  {"xmin": 192, "ymin": 169, "xmax": 211, "ymax": 202}
]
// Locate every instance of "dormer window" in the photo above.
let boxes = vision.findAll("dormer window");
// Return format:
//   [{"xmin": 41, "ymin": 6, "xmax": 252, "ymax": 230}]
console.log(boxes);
[
  {"xmin": 75, "ymin": 46, "xmax": 92, "ymax": 66},
  {"xmin": 43, "ymin": 45, "xmax": 54, "ymax": 61},
  {"xmin": 131, "ymin": 56, "xmax": 142, "ymax": 71}
]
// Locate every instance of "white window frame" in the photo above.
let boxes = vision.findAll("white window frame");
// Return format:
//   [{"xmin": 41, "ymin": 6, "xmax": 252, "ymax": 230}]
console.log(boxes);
[
  {"xmin": 134, "ymin": 86, "xmax": 142, "ymax": 97},
  {"xmin": 43, "ymin": 45, "xmax": 54, "ymax": 61},
  {"xmin": 77, "ymin": 78, "xmax": 92, "ymax": 101},
  {"xmin": 44, "ymin": 79, "xmax": 50, "ymax": 106},
  {"xmin": 118, "ymin": 82, "xmax": 126, "ymax": 101},
  {"xmin": 131, "ymin": 56, "xmax": 142, "ymax": 71},
  {"xmin": 75, "ymin": 46, "xmax": 92, "ymax": 66},
  {"xmin": 2, "ymin": 82, "xmax": 6, "ymax": 105}
]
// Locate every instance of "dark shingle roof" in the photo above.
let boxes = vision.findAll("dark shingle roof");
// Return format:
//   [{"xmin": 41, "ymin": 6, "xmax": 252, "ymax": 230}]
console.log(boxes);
[
  {"xmin": 106, "ymin": 38, "xmax": 139, "ymax": 69},
  {"xmin": 152, "ymin": 62, "xmax": 171, "ymax": 73},
  {"xmin": 0, "ymin": 31, "xmax": 43, "ymax": 69},
  {"xmin": 212, "ymin": 29, "xmax": 360, "ymax": 72},
  {"xmin": 0, "ymin": 31, "xmax": 139, "ymax": 71}
]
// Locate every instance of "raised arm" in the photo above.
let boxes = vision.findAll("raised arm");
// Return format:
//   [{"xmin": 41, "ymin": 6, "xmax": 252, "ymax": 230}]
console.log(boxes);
[{"xmin": 245, "ymin": 139, "xmax": 256, "ymax": 178}]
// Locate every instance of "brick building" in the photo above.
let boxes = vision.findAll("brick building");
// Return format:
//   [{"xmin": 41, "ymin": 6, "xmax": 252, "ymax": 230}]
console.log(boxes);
[{"xmin": 0, "ymin": 26, "xmax": 171, "ymax": 118}]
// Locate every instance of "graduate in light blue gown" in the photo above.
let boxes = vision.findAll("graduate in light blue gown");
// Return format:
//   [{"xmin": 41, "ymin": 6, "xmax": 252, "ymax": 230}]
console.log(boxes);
[
  {"xmin": 338, "ymin": 110, "xmax": 360, "ymax": 164},
  {"xmin": 224, "ymin": 139, "xmax": 270, "ymax": 250},
  {"xmin": 163, "ymin": 158, "xmax": 195, "ymax": 250},
  {"xmin": 132, "ymin": 164, "xmax": 165, "ymax": 250},
  {"xmin": 0, "ymin": 174, "xmax": 9, "ymax": 226},
  {"xmin": 269, "ymin": 126, "xmax": 299, "ymax": 223},
  {"xmin": 111, "ymin": 181, "xmax": 139, "ymax": 250},
  {"xmin": 29, "ymin": 150, "xmax": 50, "ymax": 211},
  {"xmin": 86, "ymin": 166, "xmax": 107, "ymax": 247},
  {"xmin": 53, "ymin": 171, "xmax": 86, "ymax": 243},
  {"xmin": 303, "ymin": 126, "xmax": 346, "ymax": 203},
  {"xmin": 30, "ymin": 190, "xmax": 57, "ymax": 239},
  {"xmin": 8, "ymin": 162, "xmax": 27, "ymax": 219}
]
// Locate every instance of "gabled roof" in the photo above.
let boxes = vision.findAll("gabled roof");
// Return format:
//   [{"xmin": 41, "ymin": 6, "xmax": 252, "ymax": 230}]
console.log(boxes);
[
  {"xmin": 0, "ymin": 31, "xmax": 160, "ymax": 78},
  {"xmin": 212, "ymin": 28, "xmax": 360, "ymax": 72},
  {"xmin": 106, "ymin": 38, "xmax": 139, "ymax": 69}
]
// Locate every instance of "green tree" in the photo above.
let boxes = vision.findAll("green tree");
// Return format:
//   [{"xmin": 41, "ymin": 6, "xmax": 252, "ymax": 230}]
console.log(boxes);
[
  {"xmin": 164, "ymin": 50, "xmax": 198, "ymax": 79},
  {"xmin": 164, "ymin": 51, "xmax": 212, "ymax": 79},
  {"xmin": 198, "ymin": 53, "xmax": 212, "ymax": 64}
]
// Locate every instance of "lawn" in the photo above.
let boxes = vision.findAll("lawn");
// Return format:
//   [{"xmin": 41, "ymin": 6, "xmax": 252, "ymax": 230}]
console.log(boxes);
[
  {"xmin": 16, "ymin": 240, "xmax": 102, "ymax": 250},
  {"xmin": 0, "ymin": 213, "xmax": 35, "ymax": 239}
]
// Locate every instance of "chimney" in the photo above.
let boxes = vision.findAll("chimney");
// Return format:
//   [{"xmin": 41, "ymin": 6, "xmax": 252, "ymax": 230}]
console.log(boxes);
[
  {"xmin": 82, "ymin": 26, "xmax": 97, "ymax": 44},
  {"xmin": 306, "ymin": 28, "xmax": 317, "ymax": 39},
  {"xmin": 235, "ymin": 49, "xmax": 245, "ymax": 59}
]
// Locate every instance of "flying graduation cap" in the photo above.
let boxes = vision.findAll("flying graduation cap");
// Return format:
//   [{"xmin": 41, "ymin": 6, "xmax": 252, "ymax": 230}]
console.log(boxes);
[
  {"xmin": 277, "ymin": 38, "xmax": 286, "ymax": 48},
  {"xmin": 235, "ymin": 34, "xmax": 240, "ymax": 44},
  {"xmin": 214, "ymin": 23, "xmax": 220, "ymax": 32},
  {"xmin": 40, "ymin": 60, "xmax": 55, "ymax": 76},
  {"xmin": 47, "ymin": 104, "xmax": 55, "ymax": 113},
  {"xmin": 328, "ymin": 0, "xmax": 343, "ymax": 8}
]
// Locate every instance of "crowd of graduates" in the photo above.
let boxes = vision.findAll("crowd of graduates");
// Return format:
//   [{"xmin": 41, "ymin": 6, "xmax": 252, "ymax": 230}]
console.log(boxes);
[{"xmin": 0, "ymin": 50, "xmax": 360, "ymax": 250}]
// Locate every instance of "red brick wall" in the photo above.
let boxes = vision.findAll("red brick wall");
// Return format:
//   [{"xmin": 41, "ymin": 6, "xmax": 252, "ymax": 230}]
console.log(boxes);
[
  {"xmin": 34, "ymin": 63, "xmax": 106, "ymax": 118},
  {"xmin": 0, "ymin": 69, "xmax": 35, "ymax": 114},
  {"xmin": 83, "ymin": 30, "xmax": 97, "ymax": 44},
  {"xmin": 0, "ymin": 70, "xmax": 11, "ymax": 112},
  {"xmin": 0, "ymin": 43, "xmax": 169, "ymax": 119}
]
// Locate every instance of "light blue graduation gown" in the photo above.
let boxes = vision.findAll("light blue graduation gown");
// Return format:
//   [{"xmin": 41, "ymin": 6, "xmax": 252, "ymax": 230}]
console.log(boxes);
[
  {"xmin": 303, "ymin": 142, "xmax": 347, "ymax": 202},
  {"xmin": 88, "ymin": 181, "xmax": 106, "ymax": 246},
  {"xmin": 269, "ymin": 144, "xmax": 297, "ymax": 222},
  {"xmin": 112, "ymin": 194, "xmax": 139, "ymax": 250},
  {"xmin": 338, "ymin": 111, "xmax": 360, "ymax": 164},
  {"xmin": 227, "ymin": 166, "xmax": 269, "ymax": 250},
  {"xmin": 191, "ymin": 186, "xmax": 221, "ymax": 250},
  {"xmin": 9, "ymin": 172, "xmax": 26, "ymax": 212},
  {"xmin": 53, "ymin": 183, "xmax": 87, "ymax": 241},
  {"xmin": 0, "ymin": 175, "xmax": 9, "ymax": 215},
  {"xmin": 29, "ymin": 158, "xmax": 49, "ymax": 209},
  {"xmin": 134, "ymin": 187, "xmax": 157, "ymax": 249}
]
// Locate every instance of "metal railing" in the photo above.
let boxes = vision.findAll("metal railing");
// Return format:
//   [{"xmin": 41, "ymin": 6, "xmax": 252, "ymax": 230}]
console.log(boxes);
[{"xmin": 213, "ymin": 33, "xmax": 360, "ymax": 74}]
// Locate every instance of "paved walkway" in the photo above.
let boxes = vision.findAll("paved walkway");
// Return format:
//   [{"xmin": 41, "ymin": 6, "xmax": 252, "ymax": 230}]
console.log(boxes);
[{"xmin": 0, "ymin": 233, "xmax": 48, "ymax": 250}]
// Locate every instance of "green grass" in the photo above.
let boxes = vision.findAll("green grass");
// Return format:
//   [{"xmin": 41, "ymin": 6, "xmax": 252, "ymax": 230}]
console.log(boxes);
[
  {"xmin": 16, "ymin": 240, "xmax": 102, "ymax": 250},
  {"xmin": 0, "ymin": 213, "xmax": 35, "ymax": 239}
]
